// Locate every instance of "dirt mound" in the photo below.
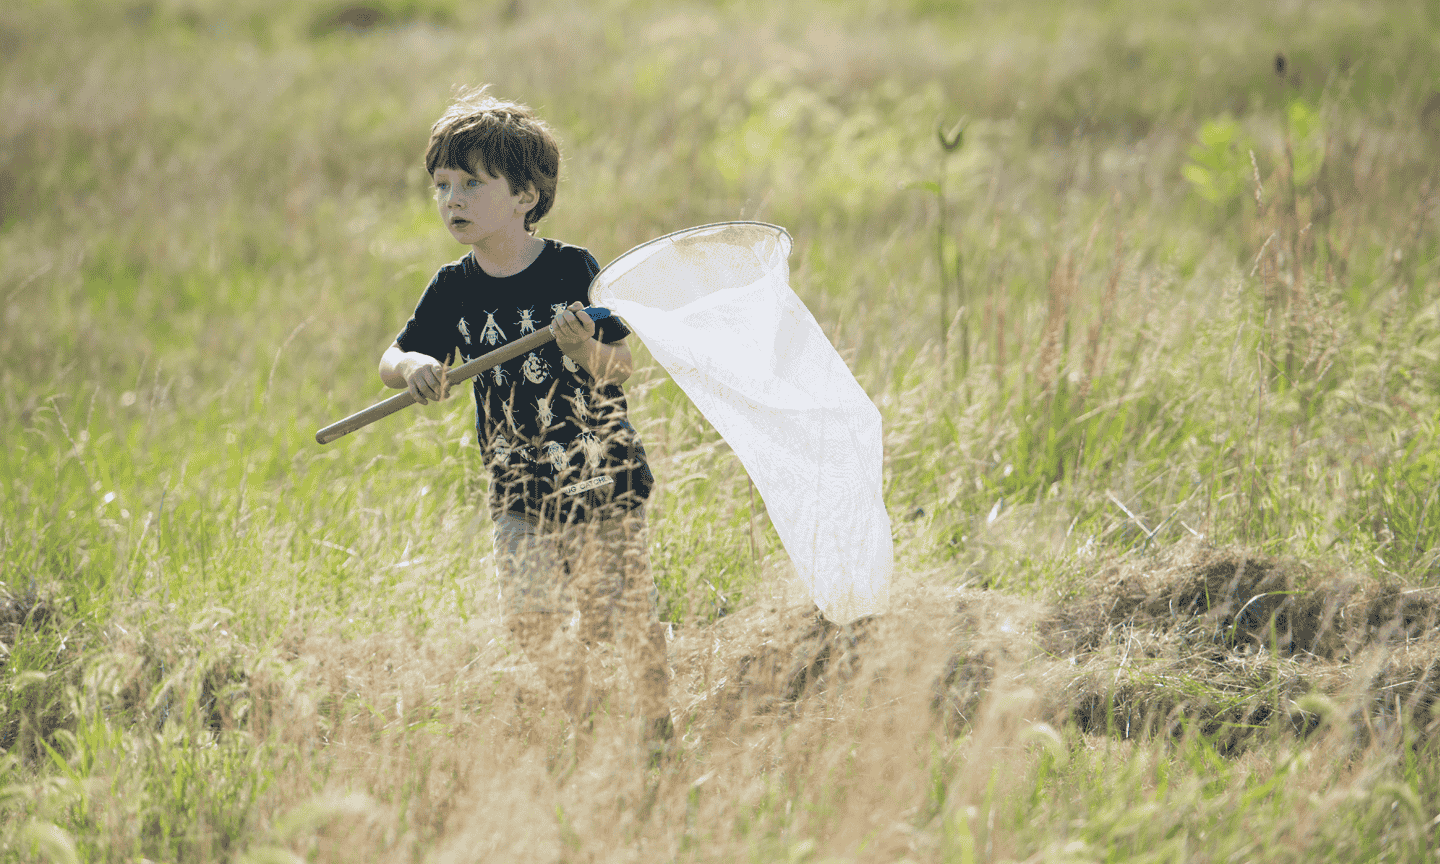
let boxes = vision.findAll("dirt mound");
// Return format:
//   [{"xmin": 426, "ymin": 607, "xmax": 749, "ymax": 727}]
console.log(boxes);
[
  {"xmin": 668, "ymin": 586, "xmax": 1044, "ymax": 746},
  {"xmin": 667, "ymin": 545, "xmax": 1440, "ymax": 753},
  {"xmin": 668, "ymin": 603, "xmax": 881, "ymax": 731},
  {"xmin": 1046, "ymin": 546, "xmax": 1440, "ymax": 748},
  {"xmin": 1060, "ymin": 549, "xmax": 1440, "ymax": 658}
]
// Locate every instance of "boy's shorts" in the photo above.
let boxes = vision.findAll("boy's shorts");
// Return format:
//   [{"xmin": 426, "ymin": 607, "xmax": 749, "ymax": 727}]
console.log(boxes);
[{"xmin": 492, "ymin": 506, "xmax": 658, "ymax": 632}]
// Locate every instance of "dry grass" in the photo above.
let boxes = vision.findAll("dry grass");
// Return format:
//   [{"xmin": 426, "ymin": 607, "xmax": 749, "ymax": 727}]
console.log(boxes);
[{"xmin": 20, "ymin": 541, "xmax": 1423, "ymax": 861}]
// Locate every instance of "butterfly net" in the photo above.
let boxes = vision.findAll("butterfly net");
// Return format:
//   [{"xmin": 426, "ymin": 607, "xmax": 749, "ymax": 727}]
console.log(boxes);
[{"xmin": 591, "ymin": 222, "xmax": 891, "ymax": 623}]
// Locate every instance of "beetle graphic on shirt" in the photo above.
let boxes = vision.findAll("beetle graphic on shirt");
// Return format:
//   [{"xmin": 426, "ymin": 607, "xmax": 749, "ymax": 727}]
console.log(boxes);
[
  {"xmin": 521, "ymin": 351, "xmax": 550, "ymax": 384},
  {"xmin": 576, "ymin": 431, "xmax": 604, "ymax": 469}
]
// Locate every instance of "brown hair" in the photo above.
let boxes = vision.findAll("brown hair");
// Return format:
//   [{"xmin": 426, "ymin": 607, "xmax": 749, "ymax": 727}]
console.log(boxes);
[{"xmin": 424, "ymin": 86, "xmax": 560, "ymax": 232}]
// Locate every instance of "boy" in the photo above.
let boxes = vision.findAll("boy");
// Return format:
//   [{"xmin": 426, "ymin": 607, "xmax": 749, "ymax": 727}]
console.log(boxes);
[{"xmin": 378, "ymin": 87, "xmax": 671, "ymax": 761}]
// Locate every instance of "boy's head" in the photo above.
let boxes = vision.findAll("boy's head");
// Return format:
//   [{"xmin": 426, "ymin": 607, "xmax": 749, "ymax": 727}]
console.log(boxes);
[{"xmin": 425, "ymin": 86, "xmax": 560, "ymax": 233}]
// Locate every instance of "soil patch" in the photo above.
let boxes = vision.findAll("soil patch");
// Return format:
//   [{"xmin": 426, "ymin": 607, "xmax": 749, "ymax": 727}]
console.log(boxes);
[{"xmin": 667, "ymin": 544, "xmax": 1440, "ymax": 753}]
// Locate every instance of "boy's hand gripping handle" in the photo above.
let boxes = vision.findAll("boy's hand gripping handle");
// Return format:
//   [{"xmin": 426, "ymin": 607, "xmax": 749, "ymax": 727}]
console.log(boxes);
[{"xmin": 315, "ymin": 307, "xmax": 612, "ymax": 445}]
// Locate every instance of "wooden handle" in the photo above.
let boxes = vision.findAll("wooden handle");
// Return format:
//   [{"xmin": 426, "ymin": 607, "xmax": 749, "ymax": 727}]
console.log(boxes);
[
  {"xmin": 314, "ymin": 307, "xmax": 612, "ymax": 445},
  {"xmin": 315, "ymin": 329, "xmax": 553, "ymax": 444},
  {"xmin": 314, "ymin": 390, "xmax": 417, "ymax": 445}
]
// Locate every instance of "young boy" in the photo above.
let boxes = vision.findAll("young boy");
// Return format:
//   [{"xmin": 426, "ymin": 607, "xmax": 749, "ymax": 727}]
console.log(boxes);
[{"xmin": 378, "ymin": 87, "xmax": 671, "ymax": 760}]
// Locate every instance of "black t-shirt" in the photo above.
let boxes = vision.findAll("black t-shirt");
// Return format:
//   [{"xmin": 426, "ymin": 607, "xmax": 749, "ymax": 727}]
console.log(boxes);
[{"xmin": 395, "ymin": 239, "xmax": 653, "ymax": 523}]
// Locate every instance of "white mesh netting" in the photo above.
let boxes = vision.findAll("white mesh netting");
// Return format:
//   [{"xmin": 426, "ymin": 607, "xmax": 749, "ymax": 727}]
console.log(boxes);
[{"xmin": 591, "ymin": 222, "xmax": 891, "ymax": 623}]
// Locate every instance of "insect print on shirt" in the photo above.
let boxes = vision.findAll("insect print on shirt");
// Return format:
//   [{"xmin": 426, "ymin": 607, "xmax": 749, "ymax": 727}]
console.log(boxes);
[
  {"xmin": 518, "ymin": 307, "xmax": 537, "ymax": 335},
  {"xmin": 481, "ymin": 310, "xmax": 506, "ymax": 346},
  {"xmin": 536, "ymin": 396, "xmax": 554, "ymax": 429},
  {"xmin": 491, "ymin": 365, "xmax": 509, "ymax": 386},
  {"xmin": 521, "ymin": 351, "xmax": 550, "ymax": 384},
  {"xmin": 570, "ymin": 386, "xmax": 588, "ymax": 419},
  {"xmin": 457, "ymin": 317, "xmax": 472, "ymax": 345},
  {"xmin": 492, "ymin": 435, "xmax": 512, "ymax": 465},
  {"xmin": 577, "ymin": 431, "xmax": 604, "ymax": 469},
  {"xmin": 549, "ymin": 302, "xmax": 569, "ymax": 321},
  {"xmin": 543, "ymin": 441, "xmax": 567, "ymax": 472},
  {"xmin": 502, "ymin": 395, "xmax": 518, "ymax": 433}
]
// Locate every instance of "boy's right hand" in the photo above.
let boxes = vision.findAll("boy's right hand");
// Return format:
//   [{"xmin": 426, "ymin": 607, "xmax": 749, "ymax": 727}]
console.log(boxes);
[{"xmin": 402, "ymin": 354, "xmax": 450, "ymax": 405}]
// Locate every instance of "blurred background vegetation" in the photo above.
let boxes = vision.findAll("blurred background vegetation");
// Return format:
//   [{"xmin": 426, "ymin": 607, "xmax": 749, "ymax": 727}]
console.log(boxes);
[{"xmin": 2, "ymin": 0, "xmax": 1440, "ymax": 859}]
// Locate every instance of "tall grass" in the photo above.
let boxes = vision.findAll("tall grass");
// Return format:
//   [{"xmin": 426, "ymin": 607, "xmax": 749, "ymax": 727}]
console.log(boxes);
[{"xmin": 2, "ymin": 0, "xmax": 1440, "ymax": 859}]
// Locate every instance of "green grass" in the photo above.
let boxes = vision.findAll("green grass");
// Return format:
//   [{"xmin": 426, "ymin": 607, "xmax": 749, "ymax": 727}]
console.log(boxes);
[{"xmin": 3, "ymin": 0, "xmax": 1440, "ymax": 859}]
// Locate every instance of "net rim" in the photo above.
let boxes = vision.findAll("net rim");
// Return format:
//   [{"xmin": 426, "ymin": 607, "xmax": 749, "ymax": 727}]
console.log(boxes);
[{"xmin": 591, "ymin": 221, "xmax": 793, "ymax": 292}]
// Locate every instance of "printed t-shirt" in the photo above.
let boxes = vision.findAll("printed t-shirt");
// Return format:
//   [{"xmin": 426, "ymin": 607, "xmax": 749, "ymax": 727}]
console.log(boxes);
[{"xmin": 395, "ymin": 239, "xmax": 653, "ymax": 522}]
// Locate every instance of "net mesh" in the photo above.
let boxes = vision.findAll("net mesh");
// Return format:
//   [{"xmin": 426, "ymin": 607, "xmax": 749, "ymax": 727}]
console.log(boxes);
[{"xmin": 592, "ymin": 222, "xmax": 891, "ymax": 623}]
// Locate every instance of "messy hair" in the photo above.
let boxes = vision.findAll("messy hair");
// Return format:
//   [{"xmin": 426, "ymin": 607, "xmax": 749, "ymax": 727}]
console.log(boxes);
[{"xmin": 424, "ymin": 86, "xmax": 560, "ymax": 232}]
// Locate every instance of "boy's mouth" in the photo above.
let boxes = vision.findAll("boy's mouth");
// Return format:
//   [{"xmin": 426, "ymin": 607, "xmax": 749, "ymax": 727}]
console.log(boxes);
[{"xmin": 450, "ymin": 217, "xmax": 470, "ymax": 228}]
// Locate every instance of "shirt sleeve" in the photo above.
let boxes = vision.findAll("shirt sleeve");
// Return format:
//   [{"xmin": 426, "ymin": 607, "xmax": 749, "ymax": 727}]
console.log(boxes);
[
  {"xmin": 395, "ymin": 269, "xmax": 459, "ymax": 364},
  {"xmin": 580, "ymin": 248, "xmax": 633, "ymax": 344}
]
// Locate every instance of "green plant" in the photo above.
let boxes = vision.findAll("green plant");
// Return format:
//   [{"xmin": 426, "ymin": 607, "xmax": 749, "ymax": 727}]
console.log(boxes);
[{"xmin": 1182, "ymin": 115, "xmax": 1252, "ymax": 210}]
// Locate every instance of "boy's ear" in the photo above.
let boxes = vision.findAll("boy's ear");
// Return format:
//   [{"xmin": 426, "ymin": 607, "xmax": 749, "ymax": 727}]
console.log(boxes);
[{"xmin": 515, "ymin": 182, "xmax": 538, "ymax": 215}]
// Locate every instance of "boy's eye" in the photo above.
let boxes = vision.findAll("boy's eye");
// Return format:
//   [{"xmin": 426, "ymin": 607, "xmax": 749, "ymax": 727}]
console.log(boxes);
[{"xmin": 466, "ymin": 178, "xmax": 480, "ymax": 187}]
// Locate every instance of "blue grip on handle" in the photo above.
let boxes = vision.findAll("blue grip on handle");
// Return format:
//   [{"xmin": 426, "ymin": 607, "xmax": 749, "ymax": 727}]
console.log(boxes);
[{"xmin": 581, "ymin": 306, "xmax": 611, "ymax": 321}]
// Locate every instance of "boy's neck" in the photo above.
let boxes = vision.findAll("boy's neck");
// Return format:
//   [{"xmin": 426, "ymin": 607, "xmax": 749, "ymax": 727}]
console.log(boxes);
[{"xmin": 470, "ymin": 231, "xmax": 546, "ymax": 278}]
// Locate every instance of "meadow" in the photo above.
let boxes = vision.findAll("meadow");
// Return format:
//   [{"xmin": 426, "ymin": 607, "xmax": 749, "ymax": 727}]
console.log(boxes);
[{"xmin": 2, "ymin": 0, "xmax": 1440, "ymax": 860}]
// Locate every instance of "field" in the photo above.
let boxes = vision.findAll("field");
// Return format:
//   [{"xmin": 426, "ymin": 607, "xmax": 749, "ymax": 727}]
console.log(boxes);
[{"xmin": 3, "ymin": 0, "xmax": 1440, "ymax": 860}]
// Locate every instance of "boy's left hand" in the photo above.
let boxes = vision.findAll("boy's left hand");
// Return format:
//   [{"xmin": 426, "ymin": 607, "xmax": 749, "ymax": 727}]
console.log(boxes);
[{"xmin": 550, "ymin": 301, "xmax": 595, "ymax": 354}]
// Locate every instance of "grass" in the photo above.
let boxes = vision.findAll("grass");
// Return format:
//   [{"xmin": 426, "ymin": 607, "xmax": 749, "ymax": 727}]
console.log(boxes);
[{"xmin": 3, "ymin": 0, "xmax": 1440, "ymax": 859}]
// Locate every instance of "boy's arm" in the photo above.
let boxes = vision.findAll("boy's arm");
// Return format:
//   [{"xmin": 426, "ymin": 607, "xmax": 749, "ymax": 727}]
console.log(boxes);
[
  {"xmin": 553, "ymin": 302, "xmax": 632, "ymax": 385},
  {"xmin": 379, "ymin": 341, "xmax": 451, "ymax": 404}
]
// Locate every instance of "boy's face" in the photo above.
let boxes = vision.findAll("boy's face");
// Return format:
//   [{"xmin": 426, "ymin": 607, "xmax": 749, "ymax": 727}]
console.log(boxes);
[{"xmin": 432, "ymin": 157, "xmax": 535, "ymax": 244}]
